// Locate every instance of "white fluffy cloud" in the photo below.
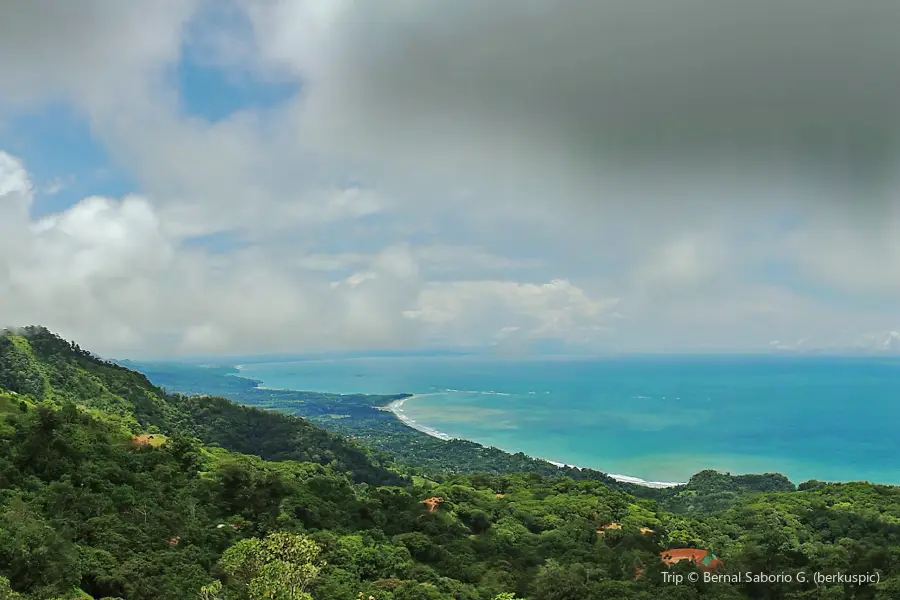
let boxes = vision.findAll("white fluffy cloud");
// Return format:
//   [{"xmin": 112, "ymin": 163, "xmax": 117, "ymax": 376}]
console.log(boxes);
[
  {"xmin": 3, "ymin": 1, "xmax": 900, "ymax": 355},
  {"xmin": 407, "ymin": 279, "xmax": 620, "ymax": 347},
  {"xmin": 0, "ymin": 151, "xmax": 617, "ymax": 355}
]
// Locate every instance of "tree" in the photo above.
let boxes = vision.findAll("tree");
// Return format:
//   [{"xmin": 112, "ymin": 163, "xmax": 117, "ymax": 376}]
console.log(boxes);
[
  {"xmin": 198, "ymin": 580, "xmax": 223, "ymax": 600},
  {"xmin": 0, "ymin": 577, "xmax": 23, "ymax": 600},
  {"xmin": 219, "ymin": 532, "xmax": 325, "ymax": 600},
  {"xmin": 531, "ymin": 560, "xmax": 592, "ymax": 600},
  {"xmin": 0, "ymin": 501, "xmax": 81, "ymax": 596}
]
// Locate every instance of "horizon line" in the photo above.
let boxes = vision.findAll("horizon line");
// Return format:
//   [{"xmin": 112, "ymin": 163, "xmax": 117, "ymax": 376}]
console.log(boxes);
[{"xmin": 116, "ymin": 348, "xmax": 900, "ymax": 365}]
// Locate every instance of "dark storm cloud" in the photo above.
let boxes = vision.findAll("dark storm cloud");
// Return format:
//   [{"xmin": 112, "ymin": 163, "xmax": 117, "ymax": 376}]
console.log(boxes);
[{"xmin": 287, "ymin": 0, "xmax": 900, "ymax": 210}]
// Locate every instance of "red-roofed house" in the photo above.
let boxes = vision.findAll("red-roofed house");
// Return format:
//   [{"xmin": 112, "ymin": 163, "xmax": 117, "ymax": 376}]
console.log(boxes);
[{"xmin": 660, "ymin": 548, "xmax": 723, "ymax": 571}]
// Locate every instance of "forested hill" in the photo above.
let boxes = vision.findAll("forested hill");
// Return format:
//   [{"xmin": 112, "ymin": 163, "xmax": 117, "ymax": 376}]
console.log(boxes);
[
  {"xmin": 3, "ymin": 328, "xmax": 900, "ymax": 600},
  {"xmin": 0, "ymin": 326, "xmax": 398, "ymax": 486}
]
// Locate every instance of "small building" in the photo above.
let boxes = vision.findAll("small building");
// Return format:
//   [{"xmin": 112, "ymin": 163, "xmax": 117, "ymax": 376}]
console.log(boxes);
[
  {"xmin": 422, "ymin": 497, "xmax": 443, "ymax": 513},
  {"xmin": 660, "ymin": 548, "xmax": 723, "ymax": 571}
]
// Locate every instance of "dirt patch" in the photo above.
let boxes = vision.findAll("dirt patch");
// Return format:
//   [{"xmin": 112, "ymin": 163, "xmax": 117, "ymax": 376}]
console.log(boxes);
[
  {"xmin": 131, "ymin": 433, "xmax": 168, "ymax": 448},
  {"xmin": 596, "ymin": 522, "xmax": 622, "ymax": 534},
  {"xmin": 597, "ymin": 523, "xmax": 654, "ymax": 535}
]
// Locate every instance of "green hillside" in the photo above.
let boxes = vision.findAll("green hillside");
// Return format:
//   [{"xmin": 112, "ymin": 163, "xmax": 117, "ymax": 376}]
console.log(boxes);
[
  {"xmin": 0, "ymin": 327, "xmax": 397, "ymax": 486},
  {"xmin": 2, "ymin": 328, "xmax": 900, "ymax": 599}
]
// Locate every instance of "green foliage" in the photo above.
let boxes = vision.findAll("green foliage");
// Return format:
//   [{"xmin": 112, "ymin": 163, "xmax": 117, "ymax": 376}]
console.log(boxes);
[
  {"xmin": 197, "ymin": 580, "xmax": 223, "ymax": 600},
  {"xmin": 220, "ymin": 532, "xmax": 323, "ymax": 599},
  {"xmin": 0, "ymin": 333, "xmax": 50, "ymax": 400},
  {"xmin": 176, "ymin": 395, "xmax": 399, "ymax": 486},
  {"xmin": 0, "ymin": 576, "xmax": 24, "ymax": 599},
  {"xmin": 654, "ymin": 469, "xmax": 797, "ymax": 513},
  {"xmin": 3, "ymin": 327, "xmax": 900, "ymax": 600}
]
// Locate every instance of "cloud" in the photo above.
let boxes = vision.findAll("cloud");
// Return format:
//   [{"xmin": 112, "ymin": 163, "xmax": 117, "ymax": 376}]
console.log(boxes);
[
  {"xmin": 2, "ymin": 2, "xmax": 900, "ymax": 355},
  {"xmin": 0, "ymin": 152, "xmax": 31, "ymax": 208},
  {"xmin": 42, "ymin": 180, "xmax": 66, "ymax": 195},
  {"xmin": 234, "ymin": 0, "xmax": 900, "ymax": 302},
  {"xmin": 2, "ymin": 151, "xmax": 620, "ymax": 355},
  {"xmin": 0, "ymin": 151, "xmax": 415, "ymax": 354},
  {"xmin": 247, "ymin": 2, "xmax": 900, "ymax": 201},
  {"xmin": 785, "ymin": 212, "xmax": 900, "ymax": 295},
  {"xmin": 0, "ymin": 0, "xmax": 199, "ymax": 111},
  {"xmin": 406, "ymin": 279, "xmax": 620, "ymax": 347}
]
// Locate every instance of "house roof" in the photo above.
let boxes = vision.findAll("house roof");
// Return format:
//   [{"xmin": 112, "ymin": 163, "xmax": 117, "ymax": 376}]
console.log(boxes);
[
  {"xmin": 422, "ymin": 497, "xmax": 443, "ymax": 512},
  {"xmin": 660, "ymin": 548, "xmax": 723, "ymax": 570}
]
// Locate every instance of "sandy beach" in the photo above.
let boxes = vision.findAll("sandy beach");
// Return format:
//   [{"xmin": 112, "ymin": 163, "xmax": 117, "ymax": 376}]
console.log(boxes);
[
  {"xmin": 384, "ymin": 394, "xmax": 683, "ymax": 489},
  {"xmin": 384, "ymin": 395, "xmax": 454, "ymax": 441}
]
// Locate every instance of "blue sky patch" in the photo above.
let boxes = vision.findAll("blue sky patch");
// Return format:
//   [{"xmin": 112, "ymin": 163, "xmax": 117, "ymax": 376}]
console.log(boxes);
[
  {"xmin": 175, "ymin": 3, "xmax": 300, "ymax": 122},
  {"xmin": 1, "ymin": 104, "xmax": 136, "ymax": 218},
  {"xmin": 174, "ymin": 58, "xmax": 300, "ymax": 122}
]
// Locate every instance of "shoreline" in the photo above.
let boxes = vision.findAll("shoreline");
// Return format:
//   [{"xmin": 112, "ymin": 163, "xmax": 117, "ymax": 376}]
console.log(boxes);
[
  {"xmin": 385, "ymin": 395, "xmax": 684, "ymax": 489},
  {"xmin": 384, "ymin": 394, "xmax": 454, "ymax": 441}
]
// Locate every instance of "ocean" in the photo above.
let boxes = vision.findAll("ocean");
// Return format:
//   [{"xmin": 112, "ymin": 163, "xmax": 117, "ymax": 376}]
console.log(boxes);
[{"xmin": 235, "ymin": 354, "xmax": 900, "ymax": 485}]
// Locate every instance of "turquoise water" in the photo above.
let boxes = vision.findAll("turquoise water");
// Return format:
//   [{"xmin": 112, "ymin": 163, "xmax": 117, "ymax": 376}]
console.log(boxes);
[{"xmin": 236, "ymin": 355, "xmax": 900, "ymax": 485}]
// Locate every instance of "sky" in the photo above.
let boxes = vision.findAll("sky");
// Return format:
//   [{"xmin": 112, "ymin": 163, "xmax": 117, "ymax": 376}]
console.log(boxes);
[{"xmin": 2, "ymin": 0, "xmax": 900, "ymax": 357}]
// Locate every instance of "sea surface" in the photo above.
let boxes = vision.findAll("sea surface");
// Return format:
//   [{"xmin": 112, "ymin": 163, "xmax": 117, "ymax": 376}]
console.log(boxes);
[{"xmin": 235, "ymin": 354, "xmax": 900, "ymax": 485}]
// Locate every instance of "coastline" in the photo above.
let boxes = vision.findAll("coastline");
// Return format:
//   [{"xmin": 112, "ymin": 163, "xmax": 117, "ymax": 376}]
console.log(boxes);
[
  {"xmin": 385, "ymin": 395, "xmax": 683, "ymax": 489},
  {"xmin": 384, "ymin": 395, "xmax": 454, "ymax": 441}
]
